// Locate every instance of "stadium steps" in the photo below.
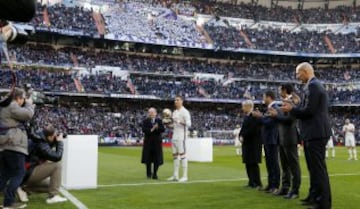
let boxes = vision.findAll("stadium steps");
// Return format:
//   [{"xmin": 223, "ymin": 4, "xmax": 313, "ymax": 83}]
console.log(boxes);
[
  {"xmin": 240, "ymin": 30, "xmax": 254, "ymax": 48},
  {"xmin": 92, "ymin": 12, "xmax": 106, "ymax": 36},
  {"xmin": 73, "ymin": 78, "xmax": 84, "ymax": 93},
  {"xmin": 324, "ymin": 35, "xmax": 336, "ymax": 54},
  {"xmin": 196, "ymin": 25, "xmax": 214, "ymax": 44},
  {"xmin": 43, "ymin": 6, "xmax": 50, "ymax": 26}
]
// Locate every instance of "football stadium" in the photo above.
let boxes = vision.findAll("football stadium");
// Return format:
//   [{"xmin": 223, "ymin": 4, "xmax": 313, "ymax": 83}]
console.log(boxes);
[{"xmin": 0, "ymin": 0, "xmax": 360, "ymax": 209}]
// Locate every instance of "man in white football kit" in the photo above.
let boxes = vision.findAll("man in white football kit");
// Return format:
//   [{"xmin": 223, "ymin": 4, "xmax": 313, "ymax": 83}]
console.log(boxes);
[
  {"xmin": 167, "ymin": 96, "xmax": 191, "ymax": 182},
  {"xmin": 343, "ymin": 119, "xmax": 358, "ymax": 160},
  {"xmin": 326, "ymin": 128, "xmax": 335, "ymax": 158},
  {"xmin": 233, "ymin": 125, "xmax": 242, "ymax": 155}
]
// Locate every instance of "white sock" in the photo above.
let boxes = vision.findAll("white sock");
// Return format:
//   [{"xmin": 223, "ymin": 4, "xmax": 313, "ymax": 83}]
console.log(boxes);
[
  {"xmin": 326, "ymin": 150, "xmax": 329, "ymax": 158},
  {"xmin": 348, "ymin": 149, "xmax": 353, "ymax": 159},
  {"xmin": 332, "ymin": 148, "xmax": 335, "ymax": 158},
  {"xmin": 181, "ymin": 157, "xmax": 188, "ymax": 178},
  {"xmin": 173, "ymin": 156, "xmax": 180, "ymax": 178},
  {"xmin": 236, "ymin": 148, "xmax": 240, "ymax": 155},
  {"xmin": 353, "ymin": 149, "xmax": 358, "ymax": 159}
]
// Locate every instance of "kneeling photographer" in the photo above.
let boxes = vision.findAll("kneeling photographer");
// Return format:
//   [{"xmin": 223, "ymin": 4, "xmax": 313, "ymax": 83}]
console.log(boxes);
[
  {"xmin": 0, "ymin": 88, "xmax": 35, "ymax": 209},
  {"xmin": 18, "ymin": 124, "xmax": 67, "ymax": 204}
]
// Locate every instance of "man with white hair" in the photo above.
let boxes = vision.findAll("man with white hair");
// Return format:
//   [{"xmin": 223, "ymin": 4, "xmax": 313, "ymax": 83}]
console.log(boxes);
[
  {"xmin": 141, "ymin": 108, "xmax": 165, "ymax": 179},
  {"xmin": 281, "ymin": 62, "xmax": 332, "ymax": 209},
  {"xmin": 167, "ymin": 96, "xmax": 191, "ymax": 183},
  {"xmin": 239, "ymin": 100, "xmax": 262, "ymax": 189},
  {"xmin": 343, "ymin": 119, "xmax": 357, "ymax": 160}
]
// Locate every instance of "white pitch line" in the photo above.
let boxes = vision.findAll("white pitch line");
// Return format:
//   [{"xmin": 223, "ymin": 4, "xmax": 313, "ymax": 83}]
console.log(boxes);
[
  {"xmin": 60, "ymin": 188, "xmax": 88, "ymax": 209},
  {"xmin": 98, "ymin": 172, "xmax": 360, "ymax": 188}
]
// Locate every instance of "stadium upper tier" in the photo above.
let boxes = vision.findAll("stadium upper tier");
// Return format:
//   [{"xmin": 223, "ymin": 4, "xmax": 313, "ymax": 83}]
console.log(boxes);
[
  {"xmin": 7, "ymin": 44, "xmax": 360, "ymax": 83},
  {"xmin": 1, "ymin": 45, "xmax": 359, "ymax": 104},
  {"xmin": 20, "ymin": 1, "xmax": 360, "ymax": 55}
]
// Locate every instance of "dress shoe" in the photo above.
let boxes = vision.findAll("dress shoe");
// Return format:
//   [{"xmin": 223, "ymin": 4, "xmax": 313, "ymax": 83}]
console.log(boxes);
[
  {"xmin": 300, "ymin": 196, "xmax": 313, "ymax": 202},
  {"xmin": 262, "ymin": 185, "xmax": 270, "ymax": 192},
  {"xmin": 302, "ymin": 201, "xmax": 315, "ymax": 206},
  {"xmin": 152, "ymin": 175, "xmax": 158, "ymax": 180},
  {"xmin": 274, "ymin": 188, "xmax": 289, "ymax": 196},
  {"xmin": 284, "ymin": 191, "xmax": 299, "ymax": 199}
]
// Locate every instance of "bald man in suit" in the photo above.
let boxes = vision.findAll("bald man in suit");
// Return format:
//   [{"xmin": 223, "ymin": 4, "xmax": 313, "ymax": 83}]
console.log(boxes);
[{"xmin": 282, "ymin": 62, "xmax": 332, "ymax": 209}]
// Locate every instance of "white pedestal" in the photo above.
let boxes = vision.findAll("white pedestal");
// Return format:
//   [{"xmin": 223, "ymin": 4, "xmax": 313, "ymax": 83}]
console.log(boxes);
[
  {"xmin": 186, "ymin": 138, "xmax": 213, "ymax": 162},
  {"xmin": 62, "ymin": 135, "xmax": 98, "ymax": 190}
]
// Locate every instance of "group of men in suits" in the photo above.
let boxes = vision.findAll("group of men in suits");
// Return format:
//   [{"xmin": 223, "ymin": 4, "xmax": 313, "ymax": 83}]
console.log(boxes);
[{"xmin": 240, "ymin": 62, "xmax": 332, "ymax": 209}]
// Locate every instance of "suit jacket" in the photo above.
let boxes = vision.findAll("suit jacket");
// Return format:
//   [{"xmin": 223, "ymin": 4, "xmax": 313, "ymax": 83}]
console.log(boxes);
[
  {"xmin": 261, "ymin": 103, "xmax": 279, "ymax": 145},
  {"xmin": 274, "ymin": 109, "xmax": 299, "ymax": 146},
  {"xmin": 240, "ymin": 114, "xmax": 262, "ymax": 164},
  {"xmin": 141, "ymin": 118, "xmax": 165, "ymax": 165},
  {"xmin": 290, "ymin": 77, "xmax": 332, "ymax": 141}
]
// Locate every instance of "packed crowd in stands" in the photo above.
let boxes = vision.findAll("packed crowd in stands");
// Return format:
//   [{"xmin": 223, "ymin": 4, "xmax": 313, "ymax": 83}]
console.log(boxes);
[
  {"xmin": 1, "ymin": 66, "xmax": 360, "ymax": 104},
  {"xmin": 19, "ymin": 1, "xmax": 360, "ymax": 53},
  {"xmin": 205, "ymin": 22, "xmax": 360, "ymax": 53},
  {"xmin": 103, "ymin": 1, "xmax": 206, "ymax": 45},
  {"xmin": 207, "ymin": 2, "xmax": 360, "ymax": 23},
  {"xmin": 30, "ymin": 103, "xmax": 243, "ymax": 140},
  {"xmin": 27, "ymin": 103, "xmax": 360, "ymax": 142},
  {"xmin": 29, "ymin": 2, "xmax": 98, "ymax": 34},
  {"xmin": 7, "ymin": 44, "xmax": 360, "ymax": 83}
]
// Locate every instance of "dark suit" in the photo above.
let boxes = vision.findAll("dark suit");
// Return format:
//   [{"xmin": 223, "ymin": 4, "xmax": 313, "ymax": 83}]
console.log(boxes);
[
  {"xmin": 291, "ymin": 77, "xmax": 332, "ymax": 209},
  {"xmin": 240, "ymin": 114, "xmax": 262, "ymax": 188},
  {"xmin": 275, "ymin": 107, "xmax": 301, "ymax": 194},
  {"xmin": 261, "ymin": 103, "xmax": 280, "ymax": 190},
  {"xmin": 141, "ymin": 118, "xmax": 165, "ymax": 178}
]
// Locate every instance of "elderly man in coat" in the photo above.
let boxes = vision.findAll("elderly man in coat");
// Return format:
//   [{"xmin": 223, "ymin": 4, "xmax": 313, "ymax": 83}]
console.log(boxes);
[
  {"xmin": 141, "ymin": 108, "xmax": 165, "ymax": 180},
  {"xmin": 239, "ymin": 100, "xmax": 263, "ymax": 189}
]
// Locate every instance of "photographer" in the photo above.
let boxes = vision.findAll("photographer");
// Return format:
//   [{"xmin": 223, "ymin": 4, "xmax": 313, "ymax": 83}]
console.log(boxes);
[
  {"xmin": 19, "ymin": 124, "xmax": 67, "ymax": 204},
  {"xmin": 0, "ymin": 88, "xmax": 35, "ymax": 209}
]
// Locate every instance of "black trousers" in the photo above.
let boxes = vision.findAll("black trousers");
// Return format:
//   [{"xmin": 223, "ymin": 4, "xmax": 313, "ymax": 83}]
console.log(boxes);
[
  {"xmin": 304, "ymin": 141, "xmax": 317, "ymax": 200},
  {"xmin": 306, "ymin": 139, "xmax": 332, "ymax": 209},
  {"xmin": 264, "ymin": 144, "xmax": 280, "ymax": 189},
  {"xmin": 146, "ymin": 163, "xmax": 159, "ymax": 178},
  {"xmin": 245, "ymin": 163, "xmax": 261, "ymax": 187},
  {"xmin": 0, "ymin": 150, "xmax": 26, "ymax": 207},
  {"xmin": 279, "ymin": 145, "xmax": 301, "ymax": 193}
]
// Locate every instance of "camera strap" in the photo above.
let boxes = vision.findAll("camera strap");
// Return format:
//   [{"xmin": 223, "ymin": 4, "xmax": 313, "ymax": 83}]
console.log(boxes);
[{"xmin": 0, "ymin": 39, "xmax": 17, "ymax": 104}]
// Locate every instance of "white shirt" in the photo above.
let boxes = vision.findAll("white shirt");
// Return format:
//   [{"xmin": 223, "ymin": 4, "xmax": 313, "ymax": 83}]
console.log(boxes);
[
  {"xmin": 172, "ymin": 106, "xmax": 191, "ymax": 141},
  {"xmin": 233, "ymin": 128, "xmax": 241, "ymax": 141},
  {"xmin": 343, "ymin": 123, "xmax": 355, "ymax": 139}
]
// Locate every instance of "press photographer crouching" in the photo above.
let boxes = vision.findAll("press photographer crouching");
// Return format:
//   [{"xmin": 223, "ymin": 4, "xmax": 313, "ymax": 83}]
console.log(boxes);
[
  {"xmin": 18, "ymin": 124, "xmax": 67, "ymax": 205},
  {"xmin": 0, "ymin": 88, "xmax": 35, "ymax": 209}
]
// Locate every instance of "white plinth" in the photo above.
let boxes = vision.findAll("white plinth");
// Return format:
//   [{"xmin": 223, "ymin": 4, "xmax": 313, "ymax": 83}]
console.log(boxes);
[
  {"xmin": 185, "ymin": 138, "xmax": 213, "ymax": 162},
  {"xmin": 62, "ymin": 135, "xmax": 98, "ymax": 190}
]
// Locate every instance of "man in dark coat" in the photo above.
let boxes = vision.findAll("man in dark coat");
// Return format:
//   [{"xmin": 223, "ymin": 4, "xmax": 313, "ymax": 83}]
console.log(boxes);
[
  {"xmin": 282, "ymin": 62, "xmax": 332, "ymax": 209},
  {"xmin": 239, "ymin": 100, "xmax": 262, "ymax": 189},
  {"xmin": 141, "ymin": 108, "xmax": 165, "ymax": 180},
  {"xmin": 253, "ymin": 91, "xmax": 280, "ymax": 194},
  {"xmin": 269, "ymin": 84, "xmax": 301, "ymax": 199}
]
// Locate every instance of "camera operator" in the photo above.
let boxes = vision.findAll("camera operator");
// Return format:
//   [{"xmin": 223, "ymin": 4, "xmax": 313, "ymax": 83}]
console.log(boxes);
[
  {"xmin": 0, "ymin": 88, "xmax": 35, "ymax": 209},
  {"xmin": 19, "ymin": 124, "xmax": 67, "ymax": 204}
]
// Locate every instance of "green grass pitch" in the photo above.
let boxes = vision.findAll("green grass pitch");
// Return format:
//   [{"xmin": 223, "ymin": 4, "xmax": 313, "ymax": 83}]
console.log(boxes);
[{"xmin": 3, "ymin": 146, "xmax": 360, "ymax": 209}]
